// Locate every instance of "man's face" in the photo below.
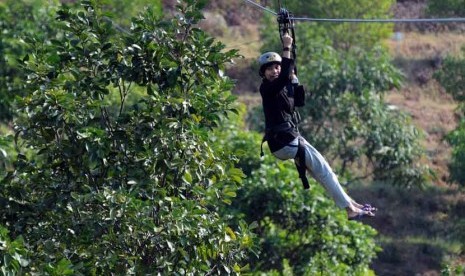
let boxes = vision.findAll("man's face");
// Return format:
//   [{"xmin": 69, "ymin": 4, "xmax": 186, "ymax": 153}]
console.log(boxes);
[{"xmin": 264, "ymin": 63, "xmax": 281, "ymax": 81}]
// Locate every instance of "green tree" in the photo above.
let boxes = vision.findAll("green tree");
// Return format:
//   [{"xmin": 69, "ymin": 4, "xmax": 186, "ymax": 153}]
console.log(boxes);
[
  {"xmin": 427, "ymin": 0, "xmax": 465, "ymax": 17},
  {"xmin": 446, "ymin": 123, "xmax": 465, "ymax": 186},
  {"xmin": 0, "ymin": 0, "xmax": 59, "ymax": 122},
  {"xmin": 297, "ymin": 45, "xmax": 431, "ymax": 187},
  {"xmin": 262, "ymin": 0, "xmax": 394, "ymax": 51},
  {"xmin": 217, "ymin": 106, "xmax": 379, "ymax": 274},
  {"xmin": 1, "ymin": 0, "xmax": 254, "ymax": 274},
  {"xmin": 0, "ymin": 128, "xmax": 15, "ymax": 175},
  {"xmin": 434, "ymin": 49, "xmax": 465, "ymax": 186},
  {"xmin": 434, "ymin": 52, "xmax": 465, "ymax": 103},
  {"xmin": 235, "ymin": 163, "xmax": 378, "ymax": 275},
  {"xmin": 0, "ymin": 0, "xmax": 162, "ymax": 124},
  {"xmin": 0, "ymin": 226, "xmax": 30, "ymax": 275}
]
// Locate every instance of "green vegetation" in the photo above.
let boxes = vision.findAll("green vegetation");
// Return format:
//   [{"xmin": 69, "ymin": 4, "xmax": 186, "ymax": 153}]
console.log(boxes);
[
  {"xmin": 297, "ymin": 46, "xmax": 431, "ymax": 187},
  {"xmin": 427, "ymin": 0, "xmax": 465, "ymax": 17},
  {"xmin": 218, "ymin": 108, "xmax": 379, "ymax": 274},
  {"xmin": 0, "ymin": 0, "xmax": 381, "ymax": 274},
  {"xmin": 267, "ymin": 0, "xmax": 395, "ymax": 51},
  {"xmin": 0, "ymin": 0, "xmax": 59, "ymax": 122},
  {"xmin": 2, "ymin": 0, "xmax": 465, "ymax": 274},
  {"xmin": 1, "ymin": 0, "xmax": 253, "ymax": 274},
  {"xmin": 227, "ymin": 155, "xmax": 378, "ymax": 274},
  {"xmin": 434, "ymin": 48, "xmax": 465, "ymax": 186}
]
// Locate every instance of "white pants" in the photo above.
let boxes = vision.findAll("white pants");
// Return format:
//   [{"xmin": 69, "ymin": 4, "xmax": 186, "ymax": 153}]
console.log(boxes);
[{"xmin": 272, "ymin": 137, "xmax": 352, "ymax": 209}]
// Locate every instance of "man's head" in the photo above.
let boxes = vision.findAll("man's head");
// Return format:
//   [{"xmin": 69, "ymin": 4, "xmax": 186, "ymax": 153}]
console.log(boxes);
[{"xmin": 258, "ymin": 52, "xmax": 282, "ymax": 80}]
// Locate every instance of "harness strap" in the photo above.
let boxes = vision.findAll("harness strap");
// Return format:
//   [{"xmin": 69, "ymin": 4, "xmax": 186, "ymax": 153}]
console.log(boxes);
[
  {"xmin": 260, "ymin": 126, "xmax": 309, "ymax": 190},
  {"xmin": 260, "ymin": 137, "xmax": 266, "ymax": 157},
  {"xmin": 295, "ymin": 137, "xmax": 310, "ymax": 189},
  {"xmin": 260, "ymin": 121, "xmax": 295, "ymax": 157}
]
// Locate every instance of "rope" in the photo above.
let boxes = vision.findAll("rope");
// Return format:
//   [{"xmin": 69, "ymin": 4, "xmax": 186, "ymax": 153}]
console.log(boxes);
[{"xmin": 242, "ymin": 0, "xmax": 465, "ymax": 24}]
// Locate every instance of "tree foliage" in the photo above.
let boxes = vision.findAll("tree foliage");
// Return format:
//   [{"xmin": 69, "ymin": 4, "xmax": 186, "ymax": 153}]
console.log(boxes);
[
  {"xmin": 427, "ymin": 0, "xmax": 465, "ymax": 17},
  {"xmin": 297, "ymin": 45, "xmax": 431, "ymax": 187},
  {"xmin": 1, "ymin": 0, "xmax": 432, "ymax": 274},
  {"xmin": 0, "ymin": 0, "xmax": 162, "ymax": 124},
  {"xmin": 238, "ymin": 166, "xmax": 378, "ymax": 275},
  {"xmin": 231, "ymin": 161, "xmax": 378, "ymax": 275},
  {"xmin": 434, "ymin": 49, "xmax": 465, "ymax": 186},
  {"xmin": 0, "ymin": 128, "xmax": 15, "ymax": 175},
  {"xmin": 434, "ymin": 53, "xmax": 465, "ymax": 103},
  {"xmin": 216, "ymin": 107, "xmax": 379, "ymax": 274},
  {"xmin": 1, "ymin": 0, "xmax": 255, "ymax": 274},
  {"xmin": 0, "ymin": 0, "xmax": 59, "ymax": 122},
  {"xmin": 262, "ymin": 0, "xmax": 395, "ymax": 51},
  {"xmin": 445, "ymin": 122, "xmax": 465, "ymax": 186}
]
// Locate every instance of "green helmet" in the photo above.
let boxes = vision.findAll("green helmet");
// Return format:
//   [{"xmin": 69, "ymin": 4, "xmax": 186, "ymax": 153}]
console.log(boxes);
[{"xmin": 258, "ymin": 52, "xmax": 282, "ymax": 76}]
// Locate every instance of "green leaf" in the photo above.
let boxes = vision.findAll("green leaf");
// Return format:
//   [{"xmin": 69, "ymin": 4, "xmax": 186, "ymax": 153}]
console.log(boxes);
[
  {"xmin": 225, "ymin": 227, "xmax": 236, "ymax": 241},
  {"xmin": 183, "ymin": 171, "xmax": 193, "ymax": 184}
]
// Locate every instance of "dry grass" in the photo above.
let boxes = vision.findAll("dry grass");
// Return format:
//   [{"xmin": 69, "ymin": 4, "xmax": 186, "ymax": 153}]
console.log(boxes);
[
  {"xmin": 386, "ymin": 32, "xmax": 465, "ymax": 59},
  {"xmin": 221, "ymin": 24, "xmax": 262, "ymax": 59},
  {"xmin": 384, "ymin": 31, "xmax": 465, "ymax": 186},
  {"xmin": 200, "ymin": 10, "xmax": 262, "ymax": 60},
  {"xmin": 387, "ymin": 85, "xmax": 456, "ymax": 185},
  {"xmin": 373, "ymin": 27, "xmax": 465, "ymax": 274}
]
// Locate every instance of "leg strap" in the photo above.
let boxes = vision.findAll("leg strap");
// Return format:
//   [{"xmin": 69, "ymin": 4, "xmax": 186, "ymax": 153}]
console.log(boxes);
[
  {"xmin": 260, "ymin": 136, "xmax": 266, "ymax": 157},
  {"xmin": 295, "ymin": 137, "xmax": 309, "ymax": 189}
]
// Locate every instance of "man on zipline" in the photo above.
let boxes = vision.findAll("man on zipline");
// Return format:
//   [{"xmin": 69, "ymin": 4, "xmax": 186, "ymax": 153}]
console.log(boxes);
[{"xmin": 258, "ymin": 32, "xmax": 376, "ymax": 220}]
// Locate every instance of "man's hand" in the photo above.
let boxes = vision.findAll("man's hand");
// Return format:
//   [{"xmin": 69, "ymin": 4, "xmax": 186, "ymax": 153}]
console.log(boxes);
[
  {"xmin": 282, "ymin": 33, "xmax": 293, "ymax": 48},
  {"xmin": 282, "ymin": 33, "xmax": 292, "ymax": 59}
]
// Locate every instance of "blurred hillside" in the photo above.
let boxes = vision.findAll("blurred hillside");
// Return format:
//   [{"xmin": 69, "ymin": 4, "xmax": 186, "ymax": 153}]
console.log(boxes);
[{"xmin": 191, "ymin": 0, "xmax": 465, "ymax": 275}]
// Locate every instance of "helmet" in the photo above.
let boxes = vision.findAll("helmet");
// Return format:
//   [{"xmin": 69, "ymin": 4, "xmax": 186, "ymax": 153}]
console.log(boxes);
[
  {"xmin": 258, "ymin": 52, "xmax": 282, "ymax": 76},
  {"xmin": 258, "ymin": 52, "xmax": 282, "ymax": 67}
]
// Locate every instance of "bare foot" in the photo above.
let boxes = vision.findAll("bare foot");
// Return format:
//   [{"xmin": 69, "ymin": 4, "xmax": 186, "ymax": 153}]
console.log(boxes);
[
  {"xmin": 351, "ymin": 200, "xmax": 378, "ymax": 212},
  {"xmin": 351, "ymin": 200, "xmax": 364, "ymax": 209},
  {"xmin": 346, "ymin": 206, "xmax": 375, "ymax": 220}
]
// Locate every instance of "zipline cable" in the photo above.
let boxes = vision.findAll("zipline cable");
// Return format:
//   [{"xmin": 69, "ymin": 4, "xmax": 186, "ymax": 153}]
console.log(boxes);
[
  {"xmin": 242, "ymin": 0, "xmax": 465, "ymax": 24},
  {"xmin": 291, "ymin": 17, "xmax": 465, "ymax": 23},
  {"xmin": 243, "ymin": 0, "xmax": 277, "ymax": 16}
]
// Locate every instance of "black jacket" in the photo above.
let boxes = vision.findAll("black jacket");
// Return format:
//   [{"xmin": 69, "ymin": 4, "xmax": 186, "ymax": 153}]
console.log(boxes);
[{"xmin": 259, "ymin": 57, "xmax": 299, "ymax": 153}]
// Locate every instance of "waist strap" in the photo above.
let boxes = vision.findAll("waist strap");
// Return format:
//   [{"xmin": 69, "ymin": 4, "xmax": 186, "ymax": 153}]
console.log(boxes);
[{"xmin": 260, "ymin": 121, "xmax": 296, "ymax": 157}]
